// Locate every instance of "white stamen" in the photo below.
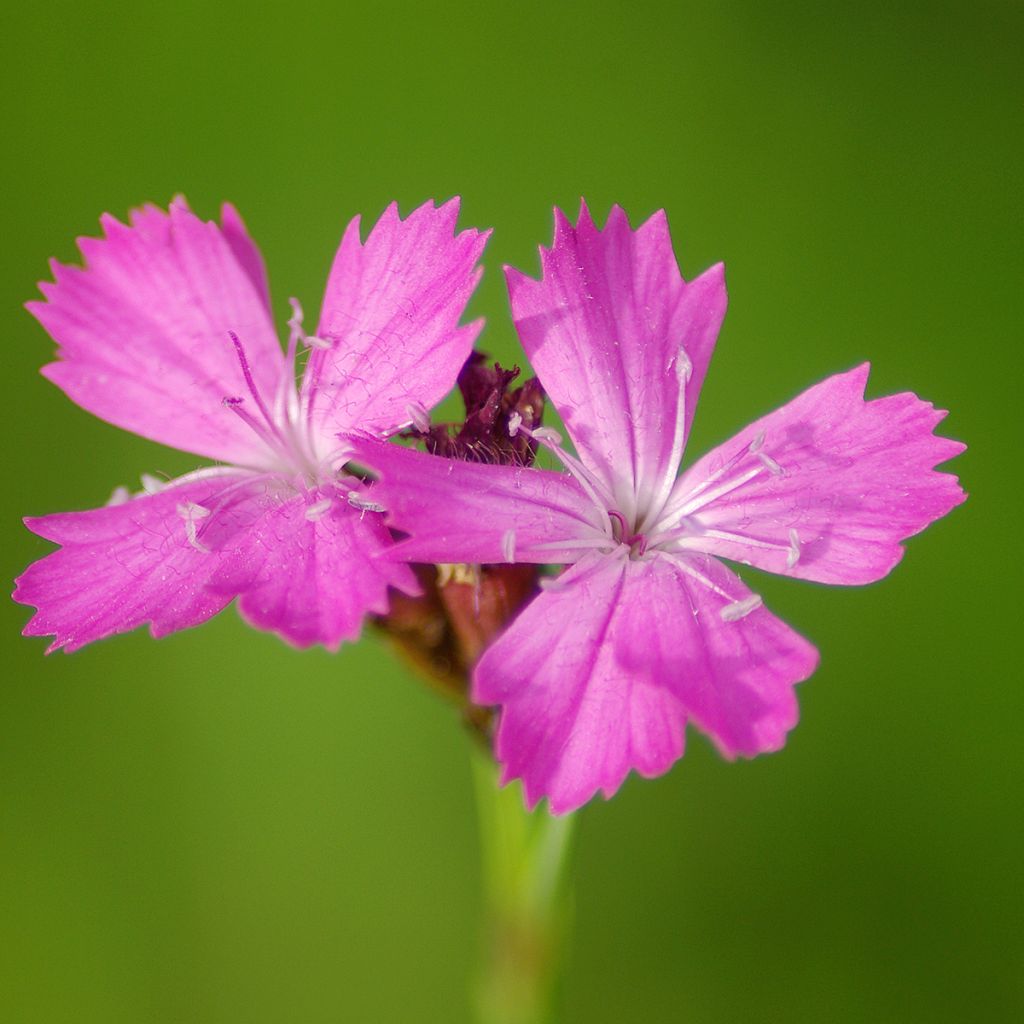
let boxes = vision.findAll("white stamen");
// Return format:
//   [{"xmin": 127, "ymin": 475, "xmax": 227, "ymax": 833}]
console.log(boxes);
[
  {"xmin": 674, "ymin": 464, "xmax": 764, "ymax": 518},
  {"xmin": 720, "ymin": 595, "xmax": 763, "ymax": 622},
  {"xmin": 176, "ymin": 501, "xmax": 210, "ymax": 553},
  {"xmin": 304, "ymin": 498, "xmax": 333, "ymax": 521},
  {"xmin": 106, "ymin": 485, "xmax": 130, "ymax": 506},
  {"xmin": 787, "ymin": 528, "xmax": 802, "ymax": 569},
  {"xmin": 674, "ymin": 347, "xmax": 693, "ymax": 383},
  {"xmin": 501, "ymin": 529, "xmax": 517, "ymax": 563},
  {"xmin": 531, "ymin": 426, "xmax": 563, "ymax": 446},
  {"xmin": 507, "ymin": 411, "xmax": 523, "ymax": 438},
  {"xmin": 288, "ymin": 296, "xmax": 331, "ymax": 349},
  {"xmin": 756, "ymin": 451, "xmax": 785, "ymax": 476},
  {"xmin": 538, "ymin": 574, "xmax": 567, "ymax": 592},
  {"xmin": 748, "ymin": 430, "xmax": 766, "ymax": 453},
  {"xmin": 141, "ymin": 473, "xmax": 164, "ymax": 495},
  {"xmin": 346, "ymin": 492, "xmax": 386, "ymax": 514},
  {"xmin": 405, "ymin": 401, "xmax": 431, "ymax": 433},
  {"xmin": 675, "ymin": 560, "xmax": 735, "ymax": 601}
]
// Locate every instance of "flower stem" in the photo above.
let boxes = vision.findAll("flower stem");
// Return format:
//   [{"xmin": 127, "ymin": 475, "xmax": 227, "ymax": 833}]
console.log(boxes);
[{"xmin": 471, "ymin": 745, "xmax": 576, "ymax": 1024}]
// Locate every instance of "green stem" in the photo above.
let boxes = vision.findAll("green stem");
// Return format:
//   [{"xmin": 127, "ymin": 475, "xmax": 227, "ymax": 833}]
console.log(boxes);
[{"xmin": 471, "ymin": 745, "xmax": 576, "ymax": 1024}]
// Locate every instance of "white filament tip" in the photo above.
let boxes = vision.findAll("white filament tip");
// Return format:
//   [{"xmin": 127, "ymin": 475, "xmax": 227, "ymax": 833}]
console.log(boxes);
[
  {"xmin": 720, "ymin": 594, "xmax": 763, "ymax": 622},
  {"xmin": 538, "ymin": 574, "xmax": 567, "ymax": 592},
  {"xmin": 176, "ymin": 501, "xmax": 211, "ymax": 553},
  {"xmin": 141, "ymin": 473, "xmax": 164, "ymax": 495},
  {"xmin": 501, "ymin": 529, "xmax": 517, "ymax": 563},
  {"xmin": 287, "ymin": 297, "xmax": 304, "ymax": 329},
  {"xmin": 786, "ymin": 528, "xmax": 802, "ymax": 569},
  {"xmin": 304, "ymin": 334, "xmax": 332, "ymax": 350},
  {"xmin": 106, "ymin": 485, "xmax": 131, "ymax": 507},
  {"xmin": 507, "ymin": 411, "xmax": 523, "ymax": 438},
  {"xmin": 532, "ymin": 426, "xmax": 563, "ymax": 446},
  {"xmin": 304, "ymin": 498, "xmax": 333, "ymax": 521},
  {"xmin": 756, "ymin": 451, "xmax": 785, "ymax": 477},
  {"xmin": 405, "ymin": 401, "xmax": 431, "ymax": 433},
  {"xmin": 748, "ymin": 430, "xmax": 766, "ymax": 453},
  {"xmin": 674, "ymin": 347, "xmax": 693, "ymax": 383},
  {"xmin": 347, "ymin": 492, "xmax": 386, "ymax": 514}
]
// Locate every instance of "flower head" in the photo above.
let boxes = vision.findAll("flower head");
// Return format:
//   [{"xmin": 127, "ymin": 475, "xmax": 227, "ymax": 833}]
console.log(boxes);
[
  {"xmin": 354, "ymin": 202, "xmax": 966, "ymax": 813},
  {"xmin": 16, "ymin": 197, "xmax": 489, "ymax": 651}
]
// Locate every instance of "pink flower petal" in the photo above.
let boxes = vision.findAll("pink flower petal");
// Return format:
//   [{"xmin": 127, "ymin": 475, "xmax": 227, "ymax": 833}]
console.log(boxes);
[
  {"xmin": 219, "ymin": 201, "xmax": 272, "ymax": 313},
  {"xmin": 505, "ymin": 203, "xmax": 727, "ymax": 513},
  {"xmin": 303, "ymin": 199, "xmax": 490, "ymax": 443},
  {"xmin": 670, "ymin": 365, "xmax": 967, "ymax": 585},
  {"xmin": 615, "ymin": 552, "xmax": 819, "ymax": 760},
  {"xmin": 28, "ymin": 199, "xmax": 283, "ymax": 464},
  {"xmin": 347, "ymin": 436, "xmax": 598, "ymax": 565},
  {"xmin": 474, "ymin": 550, "xmax": 817, "ymax": 813},
  {"xmin": 209, "ymin": 489, "xmax": 418, "ymax": 651},
  {"xmin": 14, "ymin": 471, "xmax": 266, "ymax": 652},
  {"xmin": 474, "ymin": 553, "xmax": 689, "ymax": 814},
  {"xmin": 15, "ymin": 472, "xmax": 416, "ymax": 653}
]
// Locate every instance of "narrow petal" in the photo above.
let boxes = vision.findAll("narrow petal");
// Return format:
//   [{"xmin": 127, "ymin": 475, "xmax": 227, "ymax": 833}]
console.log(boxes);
[
  {"xmin": 303, "ymin": 199, "xmax": 490, "ymax": 444},
  {"xmin": 474, "ymin": 553, "xmax": 689, "ymax": 814},
  {"xmin": 209, "ymin": 490, "xmax": 418, "ymax": 651},
  {"xmin": 28, "ymin": 199, "xmax": 283, "ymax": 465},
  {"xmin": 506, "ymin": 203, "xmax": 727, "ymax": 517},
  {"xmin": 348, "ymin": 436, "xmax": 598, "ymax": 565},
  {"xmin": 667, "ymin": 365, "xmax": 967, "ymax": 585},
  {"xmin": 616, "ymin": 553, "xmax": 819, "ymax": 759},
  {"xmin": 14, "ymin": 471, "xmax": 265, "ymax": 652}
]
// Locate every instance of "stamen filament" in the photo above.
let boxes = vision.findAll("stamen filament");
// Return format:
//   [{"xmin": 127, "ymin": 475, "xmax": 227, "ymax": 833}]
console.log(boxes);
[
  {"xmin": 513, "ymin": 422, "xmax": 615, "ymax": 531},
  {"xmin": 228, "ymin": 331, "xmax": 280, "ymax": 434}
]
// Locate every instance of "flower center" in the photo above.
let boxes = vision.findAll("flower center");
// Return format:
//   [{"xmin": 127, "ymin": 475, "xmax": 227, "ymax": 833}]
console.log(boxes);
[
  {"xmin": 607, "ymin": 509, "xmax": 649, "ymax": 559},
  {"xmin": 223, "ymin": 302, "xmax": 348, "ymax": 487}
]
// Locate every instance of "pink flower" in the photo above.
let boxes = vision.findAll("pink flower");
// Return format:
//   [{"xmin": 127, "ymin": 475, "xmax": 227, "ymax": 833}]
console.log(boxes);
[
  {"xmin": 353, "ymin": 203, "xmax": 966, "ymax": 813},
  {"xmin": 15, "ymin": 197, "xmax": 489, "ymax": 651}
]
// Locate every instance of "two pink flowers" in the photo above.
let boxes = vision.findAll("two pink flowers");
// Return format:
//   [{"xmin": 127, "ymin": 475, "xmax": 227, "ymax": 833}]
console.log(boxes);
[{"xmin": 15, "ymin": 197, "xmax": 965, "ymax": 812}]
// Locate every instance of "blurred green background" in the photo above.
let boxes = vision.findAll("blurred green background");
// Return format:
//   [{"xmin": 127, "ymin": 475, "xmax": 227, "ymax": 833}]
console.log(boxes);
[{"xmin": 2, "ymin": 2, "xmax": 1020, "ymax": 1021}]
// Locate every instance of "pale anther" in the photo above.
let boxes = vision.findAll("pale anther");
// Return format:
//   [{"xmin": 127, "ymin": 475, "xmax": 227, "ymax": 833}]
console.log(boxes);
[
  {"xmin": 501, "ymin": 529, "xmax": 517, "ymax": 563},
  {"xmin": 674, "ymin": 347, "xmax": 693, "ymax": 383},
  {"xmin": 405, "ymin": 401, "xmax": 431, "ymax": 433},
  {"xmin": 786, "ymin": 528, "xmax": 802, "ymax": 569},
  {"xmin": 141, "ymin": 473, "xmax": 164, "ymax": 495},
  {"xmin": 176, "ymin": 501, "xmax": 211, "ymax": 553},
  {"xmin": 532, "ymin": 426, "xmax": 563, "ymax": 445},
  {"xmin": 304, "ymin": 498, "xmax": 333, "ymax": 521},
  {"xmin": 748, "ymin": 431, "xmax": 766, "ymax": 453},
  {"xmin": 756, "ymin": 451, "xmax": 785, "ymax": 476},
  {"xmin": 347, "ymin": 492, "xmax": 386, "ymax": 514},
  {"xmin": 720, "ymin": 594, "xmax": 763, "ymax": 622},
  {"xmin": 106, "ymin": 485, "xmax": 131, "ymax": 507},
  {"xmin": 507, "ymin": 412, "xmax": 523, "ymax": 438}
]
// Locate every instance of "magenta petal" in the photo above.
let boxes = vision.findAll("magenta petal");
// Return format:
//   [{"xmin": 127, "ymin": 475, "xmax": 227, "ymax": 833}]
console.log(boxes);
[
  {"xmin": 348, "ymin": 436, "xmax": 597, "ymax": 565},
  {"xmin": 474, "ymin": 554, "xmax": 689, "ymax": 814},
  {"xmin": 209, "ymin": 491, "xmax": 418, "ymax": 650},
  {"xmin": 29, "ymin": 199, "xmax": 283, "ymax": 464},
  {"xmin": 616, "ymin": 553, "xmax": 819, "ymax": 760},
  {"xmin": 671, "ymin": 365, "xmax": 967, "ymax": 585},
  {"xmin": 303, "ymin": 199, "xmax": 490, "ymax": 443},
  {"xmin": 220, "ymin": 202, "xmax": 273, "ymax": 314},
  {"xmin": 506, "ymin": 203, "xmax": 727, "ymax": 508},
  {"xmin": 14, "ymin": 472, "xmax": 264, "ymax": 652}
]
